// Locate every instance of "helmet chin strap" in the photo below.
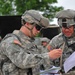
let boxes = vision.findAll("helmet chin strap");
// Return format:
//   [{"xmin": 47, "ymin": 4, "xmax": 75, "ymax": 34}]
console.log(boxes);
[{"xmin": 24, "ymin": 24, "xmax": 35, "ymax": 38}]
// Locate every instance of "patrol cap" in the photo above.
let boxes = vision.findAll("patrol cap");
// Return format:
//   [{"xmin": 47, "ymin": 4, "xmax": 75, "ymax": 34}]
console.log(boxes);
[
  {"xmin": 55, "ymin": 9, "xmax": 75, "ymax": 27},
  {"xmin": 21, "ymin": 10, "xmax": 49, "ymax": 28}
]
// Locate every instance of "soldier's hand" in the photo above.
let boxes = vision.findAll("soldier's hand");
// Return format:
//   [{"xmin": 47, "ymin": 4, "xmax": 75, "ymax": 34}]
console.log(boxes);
[{"xmin": 48, "ymin": 49, "xmax": 62, "ymax": 60}]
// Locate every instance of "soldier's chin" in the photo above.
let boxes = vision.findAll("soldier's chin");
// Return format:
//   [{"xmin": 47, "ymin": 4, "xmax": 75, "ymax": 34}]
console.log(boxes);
[{"xmin": 65, "ymin": 34, "xmax": 72, "ymax": 37}]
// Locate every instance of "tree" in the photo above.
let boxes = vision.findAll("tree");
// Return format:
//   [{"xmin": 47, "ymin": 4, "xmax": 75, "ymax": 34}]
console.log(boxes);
[
  {"xmin": 0, "ymin": 0, "xmax": 13, "ymax": 15},
  {"xmin": 0, "ymin": 0, "xmax": 63, "ymax": 21}
]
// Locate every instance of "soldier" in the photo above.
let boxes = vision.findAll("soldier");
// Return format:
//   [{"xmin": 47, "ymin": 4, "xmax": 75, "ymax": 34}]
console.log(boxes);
[
  {"xmin": 0, "ymin": 10, "xmax": 62, "ymax": 75},
  {"xmin": 48, "ymin": 9, "xmax": 75, "ymax": 75}
]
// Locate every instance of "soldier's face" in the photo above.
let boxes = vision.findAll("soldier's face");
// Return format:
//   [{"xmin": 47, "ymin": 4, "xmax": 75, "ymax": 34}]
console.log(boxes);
[
  {"xmin": 32, "ymin": 25, "xmax": 41, "ymax": 37},
  {"xmin": 62, "ymin": 25, "xmax": 74, "ymax": 37}
]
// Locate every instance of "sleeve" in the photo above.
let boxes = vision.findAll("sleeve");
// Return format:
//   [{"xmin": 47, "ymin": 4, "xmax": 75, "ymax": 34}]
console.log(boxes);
[
  {"xmin": 1, "ymin": 37, "xmax": 50, "ymax": 69},
  {"xmin": 49, "ymin": 35, "xmax": 59, "ymax": 49}
]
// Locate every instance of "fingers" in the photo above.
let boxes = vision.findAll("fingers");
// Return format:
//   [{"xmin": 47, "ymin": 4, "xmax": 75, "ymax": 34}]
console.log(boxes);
[{"xmin": 48, "ymin": 48, "xmax": 62, "ymax": 60}]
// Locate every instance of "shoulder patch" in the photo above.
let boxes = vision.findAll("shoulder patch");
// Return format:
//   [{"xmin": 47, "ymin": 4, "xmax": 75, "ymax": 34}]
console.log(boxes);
[{"xmin": 13, "ymin": 40, "xmax": 22, "ymax": 46}]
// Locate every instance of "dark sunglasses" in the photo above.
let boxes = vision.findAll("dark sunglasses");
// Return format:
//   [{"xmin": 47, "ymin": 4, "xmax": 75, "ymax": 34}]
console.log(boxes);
[
  {"xmin": 35, "ymin": 25, "xmax": 42, "ymax": 31},
  {"xmin": 62, "ymin": 23, "xmax": 70, "ymax": 28}
]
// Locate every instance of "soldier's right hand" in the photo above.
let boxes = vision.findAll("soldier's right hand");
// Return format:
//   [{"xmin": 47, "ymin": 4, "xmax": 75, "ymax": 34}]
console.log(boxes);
[{"xmin": 48, "ymin": 48, "xmax": 62, "ymax": 60}]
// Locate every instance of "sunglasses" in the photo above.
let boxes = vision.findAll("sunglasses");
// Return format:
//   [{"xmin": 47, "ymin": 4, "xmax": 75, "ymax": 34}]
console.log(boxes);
[
  {"xmin": 35, "ymin": 24, "xmax": 43, "ymax": 31},
  {"xmin": 62, "ymin": 23, "xmax": 70, "ymax": 28}
]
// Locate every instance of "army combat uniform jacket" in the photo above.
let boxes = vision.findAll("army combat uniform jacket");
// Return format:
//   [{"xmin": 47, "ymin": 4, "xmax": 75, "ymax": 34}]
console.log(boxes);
[
  {"xmin": 0, "ymin": 30, "xmax": 51, "ymax": 75},
  {"xmin": 49, "ymin": 33, "xmax": 75, "ymax": 75}
]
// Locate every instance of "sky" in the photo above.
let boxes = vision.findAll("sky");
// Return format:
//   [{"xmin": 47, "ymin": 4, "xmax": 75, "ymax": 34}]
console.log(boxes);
[{"xmin": 51, "ymin": 0, "xmax": 75, "ymax": 24}]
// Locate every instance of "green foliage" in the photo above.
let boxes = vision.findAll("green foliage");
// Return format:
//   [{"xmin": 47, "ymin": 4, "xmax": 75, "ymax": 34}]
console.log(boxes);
[
  {"xmin": 36, "ymin": 32, "xmax": 42, "ymax": 37},
  {"xmin": 0, "ymin": 0, "xmax": 64, "ymax": 21},
  {"xmin": 0, "ymin": 0, "xmax": 13, "ymax": 15}
]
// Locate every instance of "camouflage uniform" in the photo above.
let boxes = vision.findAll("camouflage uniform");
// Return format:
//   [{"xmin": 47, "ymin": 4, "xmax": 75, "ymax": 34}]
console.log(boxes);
[
  {"xmin": 0, "ymin": 10, "xmax": 51, "ymax": 75},
  {"xmin": 49, "ymin": 9, "xmax": 75, "ymax": 75}
]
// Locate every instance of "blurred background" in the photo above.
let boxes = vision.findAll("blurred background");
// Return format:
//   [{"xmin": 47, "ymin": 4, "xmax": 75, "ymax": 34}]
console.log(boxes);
[{"xmin": 0, "ymin": 0, "xmax": 75, "ymax": 39}]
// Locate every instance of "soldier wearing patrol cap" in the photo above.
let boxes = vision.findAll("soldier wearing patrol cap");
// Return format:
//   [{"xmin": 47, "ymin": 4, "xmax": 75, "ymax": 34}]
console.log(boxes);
[
  {"xmin": 49, "ymin": 9, "xmax": 75, "ymax": 75},
  {"xmin": 0, "ymin": 9, "xmax": 62, "ymax": 75}
]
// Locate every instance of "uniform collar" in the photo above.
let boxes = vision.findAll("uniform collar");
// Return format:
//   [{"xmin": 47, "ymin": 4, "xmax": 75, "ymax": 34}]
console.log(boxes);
[{"xmin": 13, "ymin": 30, "xmax": 34, "ymax": 42}]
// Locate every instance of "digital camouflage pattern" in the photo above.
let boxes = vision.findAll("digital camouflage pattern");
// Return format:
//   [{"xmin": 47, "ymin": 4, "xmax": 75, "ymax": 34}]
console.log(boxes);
[
  {"xmin": 21, "ymin": 10, "xmax": 42, "ymax": 25},
  {"xmin": 0, "ymin": 30, "xmax": 51, "ymax": 75},
  {"xmin": 49, "ymin": 9, "xmax": 75, "ymax": 75},
  {"xmin": 21, "ymin": 10, "xmax": 49, "ymax": 28},
  {"xmin": 49, "ymin": 33, "xmax": 75, "ymax": 75},
  {"xmin": 56, "ymin": 9, "xmax": 75, "ymax": 27},
  {"xmin": 56, "ymin": 9, "xmax": 75, "ymax": 18}
]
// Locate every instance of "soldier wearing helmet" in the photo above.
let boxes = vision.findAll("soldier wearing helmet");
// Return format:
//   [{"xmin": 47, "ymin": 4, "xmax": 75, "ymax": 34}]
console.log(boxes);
[
  {"xmin": 49, "ymin": 9, "xmax": 75, "ymax": 75},
  {"xmin": 56, "ymin": 9, "xmax": 75, "ymax": 37},
  {"xmin": 0, "ymin": 9, "xmax": 62, "ymax": 75},
  {"xmin": 21, "ymin": 10, "xmax": 50, "ymax": 38}
]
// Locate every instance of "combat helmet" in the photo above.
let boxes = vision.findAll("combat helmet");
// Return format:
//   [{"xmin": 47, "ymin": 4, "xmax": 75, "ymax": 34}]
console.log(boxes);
[
  {"xmin": 21, "ymin": 10, "xmax": 49, "ymax": 28},
  {"xmin": 55, "ymin": 9, "xmax": 75, "ymax": 28}
]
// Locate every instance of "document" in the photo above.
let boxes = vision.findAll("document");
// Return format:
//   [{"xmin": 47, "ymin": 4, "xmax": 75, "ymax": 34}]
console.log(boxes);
[
  {"xmin": 64, "ymin": 52, "xmax": 75, "ymax": 73},
  {"xmin": 40, "ymin": 66, "xmax": 61, "ymax": 75}
]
